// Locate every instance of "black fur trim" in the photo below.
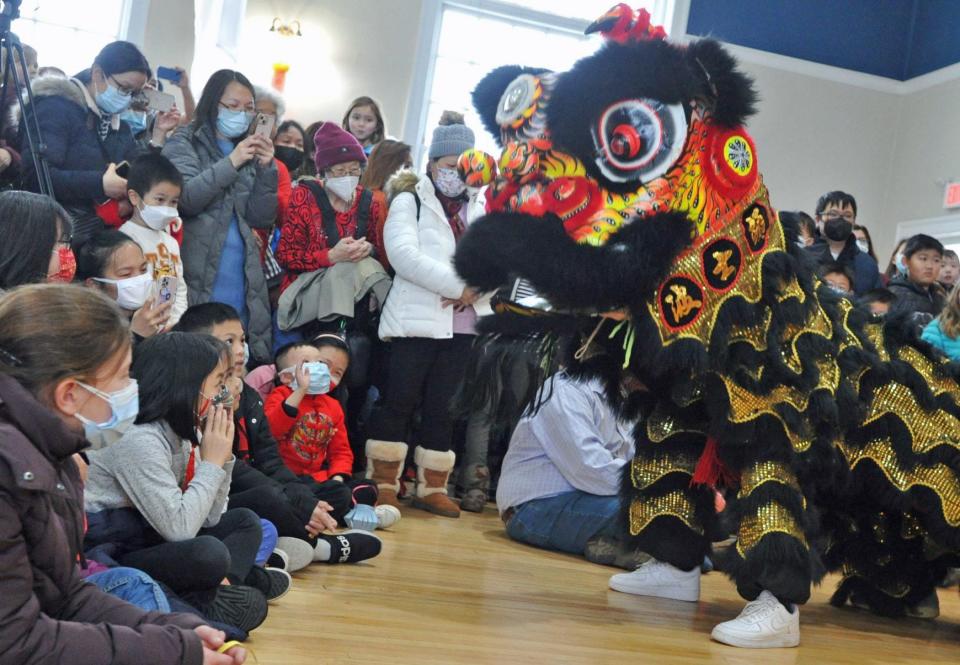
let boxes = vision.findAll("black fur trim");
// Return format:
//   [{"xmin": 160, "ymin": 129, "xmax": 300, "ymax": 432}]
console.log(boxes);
[{"xmin": 684, "ymin": 39, "xmax": 758, "ymax": 129}]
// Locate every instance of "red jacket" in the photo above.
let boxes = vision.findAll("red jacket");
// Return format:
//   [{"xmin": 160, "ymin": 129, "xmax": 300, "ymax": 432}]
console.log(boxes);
[
  {"xmin": 275, "ymin": 182, "xmax": 385, "ymax": 291},
  {"xmin": 264, "ymin": 385, "xmax": 353, "ymax": 482}
]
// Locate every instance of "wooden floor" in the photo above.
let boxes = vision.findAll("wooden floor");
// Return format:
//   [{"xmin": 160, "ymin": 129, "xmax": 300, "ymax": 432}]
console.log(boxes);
[{"xmin": 250, "ymin": 506, "xmax": 960, "ymax": 664}]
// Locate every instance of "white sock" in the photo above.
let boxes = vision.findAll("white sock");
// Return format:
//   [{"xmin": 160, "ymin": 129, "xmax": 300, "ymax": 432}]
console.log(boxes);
[{"xmin": 313, "ymin": 536, "xmax": 332, "ymax": 562}]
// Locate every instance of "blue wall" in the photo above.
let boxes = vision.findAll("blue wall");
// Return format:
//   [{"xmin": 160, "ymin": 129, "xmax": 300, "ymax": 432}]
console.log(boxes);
[{"xmin": 686, "ymin": 0, "xmax": 959, "ymax": 81}]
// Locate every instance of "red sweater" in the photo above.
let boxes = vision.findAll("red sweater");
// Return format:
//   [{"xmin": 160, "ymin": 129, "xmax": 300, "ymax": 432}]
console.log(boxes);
[
  {"xmin": 275, "ymin": 182, "xmax": 385, "ymax": 291},
  {"xmin": 264, "ymin": 385, "xmax": 353, "ymax": 482}
]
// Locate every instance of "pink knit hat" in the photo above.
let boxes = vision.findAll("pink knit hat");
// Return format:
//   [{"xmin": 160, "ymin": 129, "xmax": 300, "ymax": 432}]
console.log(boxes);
[{"xmin": 313, "ymin": 122, "xmax": 367, "ymax": 172}]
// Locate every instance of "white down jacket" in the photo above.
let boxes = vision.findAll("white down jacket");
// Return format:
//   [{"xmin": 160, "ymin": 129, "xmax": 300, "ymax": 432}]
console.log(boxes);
[{"xmin": 378, "ymin": 171, "xmax": 487, "ymax": 340}]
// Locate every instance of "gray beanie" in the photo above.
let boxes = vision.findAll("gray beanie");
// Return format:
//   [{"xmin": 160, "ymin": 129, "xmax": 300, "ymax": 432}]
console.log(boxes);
[{"xmin": 428, "ymin": 110, "xmax": 475, "ymax": 160}]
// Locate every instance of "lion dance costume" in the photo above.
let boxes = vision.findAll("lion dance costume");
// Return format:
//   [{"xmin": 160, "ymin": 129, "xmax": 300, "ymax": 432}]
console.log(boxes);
[{"xmin": 452, "ymin": 4, "xmax": 960, "ymax": 647}]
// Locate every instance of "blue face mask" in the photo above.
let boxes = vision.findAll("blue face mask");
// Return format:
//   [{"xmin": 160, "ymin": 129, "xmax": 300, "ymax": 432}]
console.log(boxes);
[
  {"xmin": 243, "ymin": 342, "xmax": 250, "ymax": 366},
  {"xmin": 217, "ymin": 108, "xmax": 253, "ymax": 139},
  {"xmin": 344, "ymin": 504, "xmax": 378, "ymax": 531},
  {"xmin": 120, "ymin": 109, "xmax": 147, "ymax": 134},
  {"xmin": 283, "ymin": 361, "xmax": 332, "ymax": 395},
  {"xmin": 75, "ymin": 379, "xmax": 140, "ymax": 439},
  {"xmin": 96, "ymin": 80, "xmax": 133, "ymax": 115},
  {"xmin": 896, "ymin": 253, "xmax": 908, "ymax": 276}
]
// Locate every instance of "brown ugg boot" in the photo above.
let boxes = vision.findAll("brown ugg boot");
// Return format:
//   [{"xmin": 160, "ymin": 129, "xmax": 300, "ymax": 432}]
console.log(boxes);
[
  {"xmin": 365, "ymin": 440, "xmax": 408, "ymax": 509},
  {"xmin": 412, "ymin": 447, "xmax": 460, "ymax": 518}
]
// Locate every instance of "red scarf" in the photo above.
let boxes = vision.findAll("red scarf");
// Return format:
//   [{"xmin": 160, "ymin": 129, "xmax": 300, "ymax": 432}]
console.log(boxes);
[{"xmin": 433, "ymin": 179, "xmax": 467, "ymax": 239}]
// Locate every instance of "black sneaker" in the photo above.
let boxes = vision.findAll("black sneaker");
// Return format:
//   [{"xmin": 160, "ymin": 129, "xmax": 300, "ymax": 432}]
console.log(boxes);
[
  {"xmin": 245, "ymin": 566, "xmax": 292, "ymax": 603},
  {"xmin": 182, "ymin": 585, "xmax": 268, "ymax": 634},
  {"xmin": 319, "ymin": 530, "xmax": 382, "ymax": 564}
]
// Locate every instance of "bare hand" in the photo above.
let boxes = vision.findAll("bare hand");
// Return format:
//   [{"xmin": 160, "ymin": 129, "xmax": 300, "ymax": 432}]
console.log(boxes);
[
  {"xmin": 228, "ymin": 136, "xmax": 260, "ymax": 169},
  {"xmin": 226, "ymin": 376, "xmax": 243, "ymax": 403},
  {"xmin": 196, "ymin": 626, "xmax": 246, "ymax": 664},
  {"xmin": 459, "ymin": 287, "xmax": 480, "ymax": 306},
  {"xmin": 294, "ymin": 360, "xmax": 311, "ymax": 395},
  {"xmin": 328, "ymin": 236, "xmax": 361, "ymax": 264},
  {"xmin": 200, "ymin": 405, "xmax": 235, "ymax": 467},
  {"xmin": 347, "ymin": 238, "xmax": 373, "ymax": 262},
  {"xmin": 306, "ymin": 500, "xmax": 338, "ymax": 536},
  {"xmin": 0, "ymin": 148, "xmax": 11, "ymax": 172},
  {"xmin": 73, "ymin": 453, "xmax": 88, "ymax": 485},
  {"xmin": 174, "ymin": 67, "xmax": 191, "ymax": 90},
  {"xmin": 130, "ymin": 297, "xmax": 172, "ymax": 338},
  {"xmin": 250, "ymin": 134, "xmax": 274, "ymax": 166},
  {"xmin": 154, "ymin": 106, "xmax": 181, "ymax": 134},
  {"xmin": 102, "ymin": 163, "xmax": 128, "ymax": 199}
]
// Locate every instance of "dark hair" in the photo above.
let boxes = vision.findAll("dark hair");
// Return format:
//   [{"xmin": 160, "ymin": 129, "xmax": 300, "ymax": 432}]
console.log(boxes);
[
  {"xmin": 75, "ymin": 229, "xmax": 141, "ymax": 281},
  {"xmin": 944, "ymin": 249, "xmax": 959, "ymax": 262},
  {"xmin": 819, "ymin": 262, "xmax": 854, "ymax": 287},
  {"xmin": 884, "ymin": 238, "xmax": 908, "ymax": 280},
  {"xmin": 903, "ymin": 233, "xmax": 944, "ymax": 259},
  {"xmin": 93, "ymin": 41, "xmax": 150, "ymax": 78},
  {"xmin": 779, "ymin": 211, "xmax": 816, "ymax": 239},
  {"xmin": 300, "ymin": 120, "xmax": 324, "ymax": 177},
  {"xmin": 274, "ymin": 341, "xmax": 317, "ymax": 369},
  {"xmin": 0, "ymin": 191, "xmax": 70, "ymax": 288},
  {"xmin": 193, "ymin": 69, "xmax": 254, "ymax": 138},
  {"xmin": 360, "ymin": 139, "xmax": 412, "ymax": 191},
  {"xmin": 342, "ymin": 96, "xmax": 385, "ymax": 145},
  {"xmin": 173, "ymin": 302, "xmax": 242, "ymax": 334},
  {"xmin": 276, "ymin": 120, "xmax": 305, "ymax": 143},
  {"xmin": 311, "ymin": 333, "xmax": 350, "ymax": 358},
  {"xmin": 0, "ymin": 285, "xmax": 130, "ymax": 399},
  {"xmin": 858, "ymin": 288, "xmax": 896, "ymax": 306},
  {"xmin": 815, "ymin": 191, "xmax": 857, "ymax": 218},
  {"xmin": 133, "ymin": 332, "xmax": 230, "ymax": 445},
  {"xmin": 127, "ymin": 153, "xmax": 183, "ymax": 198},
  {"xmin": 852, "ymin": 224, "xmax": 878, "ymax": 262}
]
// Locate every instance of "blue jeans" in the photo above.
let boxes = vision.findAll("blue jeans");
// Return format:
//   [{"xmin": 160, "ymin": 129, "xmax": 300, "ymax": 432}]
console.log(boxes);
[
  {"xmin": 505, "ymin": 491, "xmax": 619, "ymax": 555},
  {"xmin": 87, "ymin": 567, "xmax": 170, "ymax": 612}
]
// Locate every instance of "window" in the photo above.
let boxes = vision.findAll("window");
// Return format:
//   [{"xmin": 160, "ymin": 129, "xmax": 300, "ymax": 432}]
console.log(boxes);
[
  {"xmin": 10, "ymin": 0, "xmax": 131, "ymax": 74},
  {"xmin": 410, "ymin": 0, "xmax": 668, "ymax": 166}
]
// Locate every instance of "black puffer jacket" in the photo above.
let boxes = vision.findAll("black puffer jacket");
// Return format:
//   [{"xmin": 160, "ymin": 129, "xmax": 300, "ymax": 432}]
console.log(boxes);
[{"xmin": 0, "ymin": 374, "xmax": 204, "ymax": 665}]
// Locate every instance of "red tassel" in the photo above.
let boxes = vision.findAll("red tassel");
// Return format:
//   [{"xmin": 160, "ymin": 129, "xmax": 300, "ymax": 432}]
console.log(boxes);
[{"xmin": 690, "ymin": 436, "xmax": 739, "ymax": 489}]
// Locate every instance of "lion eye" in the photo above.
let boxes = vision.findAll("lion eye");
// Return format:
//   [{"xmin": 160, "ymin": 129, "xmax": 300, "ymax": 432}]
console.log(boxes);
[{"xmin": 592, "ymin": 98, "xmax": 687, "ymax": 183}]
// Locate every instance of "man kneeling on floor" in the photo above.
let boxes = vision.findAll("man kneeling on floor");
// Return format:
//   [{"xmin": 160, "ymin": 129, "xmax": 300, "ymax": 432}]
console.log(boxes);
[{"xmin": 497, "ymin": 371, "xmax": 646, "ymax": 569}]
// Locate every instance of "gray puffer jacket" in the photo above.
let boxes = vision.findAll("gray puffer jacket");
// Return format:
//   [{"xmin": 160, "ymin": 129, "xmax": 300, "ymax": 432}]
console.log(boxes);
[{"xmin": 162, "ymin": 125, "xmax": 276, "ymax": 362}]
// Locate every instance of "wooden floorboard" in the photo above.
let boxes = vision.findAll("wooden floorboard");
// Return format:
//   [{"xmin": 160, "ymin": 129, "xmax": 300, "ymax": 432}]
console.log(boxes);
[{"xmin": 249, "ymin": 506, "xmax": 960, "ymax": 664}]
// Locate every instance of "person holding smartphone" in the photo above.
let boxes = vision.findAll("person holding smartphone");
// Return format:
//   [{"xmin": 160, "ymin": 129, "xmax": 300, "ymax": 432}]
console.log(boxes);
[{"xmin": 162, "ymin": 69, "xmax": 277, "ymax": 366}]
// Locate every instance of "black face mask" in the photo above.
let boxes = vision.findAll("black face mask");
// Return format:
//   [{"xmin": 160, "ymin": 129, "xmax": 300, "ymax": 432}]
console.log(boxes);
[
  {"xmin": 274, "ymin": 145, "xmax": 304, "ymax": 172},
  {"xmin": 823, "ymin": 218, "xmax": 853, "ymax": 242}
]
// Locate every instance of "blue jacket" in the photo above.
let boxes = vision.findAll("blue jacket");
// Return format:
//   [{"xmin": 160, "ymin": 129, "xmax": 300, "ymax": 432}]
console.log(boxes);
[
  {"xmin": 806, "ymin": 235, "xmax": 882, "ymax": 296},
  {"xmin": 921, "ymin": 318, "xmax": 960, "ymax": 361},
  {"xmin": 20, "ymin": 76, "xmax": 140, "ymax": 242}
]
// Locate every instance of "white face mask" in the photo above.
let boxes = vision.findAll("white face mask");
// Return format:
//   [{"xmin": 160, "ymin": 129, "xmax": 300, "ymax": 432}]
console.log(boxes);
[
  {"xmin": 94, "ymin": 272, "xmax": 153, "ymax": 310},
  {"xmin": 434, "ymin": 167, "xmax": 466, "ymax": 198},
  {"xmin": 324, "ymin": 175, "xmax": 359, "ymax": 201},
  {"xmin": 139, "ymin": 204, "xmax": 179, "ymax": 231},
  {"xmin": 855, "ymin": 239, "xmax": 870, "ymax": 254}
]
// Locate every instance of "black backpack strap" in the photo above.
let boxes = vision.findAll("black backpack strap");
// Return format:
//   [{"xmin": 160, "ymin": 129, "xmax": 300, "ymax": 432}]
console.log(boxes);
[
  {"xmin": 413, "ymin": 193, "xmax": 421, "ymax": 221},
  {"xmin": 302, "ymin": 180, "xmax": 343, "ymax": 248},
  {"xmin": 356, "ymin": 188, "xmax": 373, "ymax": 239}
]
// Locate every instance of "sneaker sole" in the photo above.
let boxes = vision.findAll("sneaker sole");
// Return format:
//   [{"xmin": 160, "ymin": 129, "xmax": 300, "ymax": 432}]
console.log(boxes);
[
  {"xmin": 205, "ymin": 585, "xmax": 268, "ymax": 634},
  {"xmin": 276, "ymin": 537, "xmax": 315, "ymax": 572},
  {"xmin": 264, "ymin": 567, "xmax": 292, "ymax": 604},
  {"xmin": 608, "ymin": 576, "xmax": 700, "ymax": 602},
  {"xmin": 710, "ymin": 626, "xmax": 800, "ymax": 648}
]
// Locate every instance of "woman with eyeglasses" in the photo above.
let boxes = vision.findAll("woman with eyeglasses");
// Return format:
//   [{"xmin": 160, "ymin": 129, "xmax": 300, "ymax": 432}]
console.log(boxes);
[
  {"xmin": 162, "ymin": 70, "xmax": 278, "ymax": 367},
  {"xmin": 22, "ymin": 41, "xmax": 166, "ymax": 246},
  {"xmin": 0, "ymin": 191, "xmax": 75, "ymax": 292}
]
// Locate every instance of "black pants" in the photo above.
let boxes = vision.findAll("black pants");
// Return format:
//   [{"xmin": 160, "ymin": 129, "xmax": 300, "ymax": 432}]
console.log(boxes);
[
  {"xmin": 118, "ymin": 507, "xmax": 262, "ymax": 594},
  {"xmin": 367, "ymin": 335, "xmax": 473, "ymax": 451}
]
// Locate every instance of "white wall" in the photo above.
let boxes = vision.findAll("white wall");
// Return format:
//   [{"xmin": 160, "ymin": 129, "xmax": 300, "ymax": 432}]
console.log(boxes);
[{"xmin": 237, "ymin": 0, "xmax": 425, "ymax": 133}]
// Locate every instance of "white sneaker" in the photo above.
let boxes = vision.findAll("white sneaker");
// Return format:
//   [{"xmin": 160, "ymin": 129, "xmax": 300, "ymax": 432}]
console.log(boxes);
[
  {"xmin": 375, "ymin": 504, "xmax": 402, "ymax": 529},
  {"xmin": 276, "ymin": 536, "xmax": 315, "ymax": 572},
  {"xmin": 711, "ymin": 590, "xmax": 800, "ymax": 648},
  {"xmin": 608, "ymin": 558, "xmax": 701, "ymax": 602}
]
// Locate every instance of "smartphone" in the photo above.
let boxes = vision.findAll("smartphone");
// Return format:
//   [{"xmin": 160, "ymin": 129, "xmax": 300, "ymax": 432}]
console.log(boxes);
[
  {"xmin": 156, "ymin": 66, "xmax": 181, "ymax": 84},
  {"xmin": 143, "ymin": 88, "xmax": 175, "ymax": 113},
  {"xmin": 115, "ymin": 161, "xmax": 130, "ymax": 178},
  {"xmin": 153, "ymin": 275, "xmax": 178, "ymax": 307},
  {"xmin": 250, "ymin": 112, "xmax": 275, "ymax": 139}
]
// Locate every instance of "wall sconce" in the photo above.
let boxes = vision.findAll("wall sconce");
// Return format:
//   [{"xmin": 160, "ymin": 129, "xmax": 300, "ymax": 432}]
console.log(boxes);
[{"xmin": 269, "ymin": 18, "xmax": 302, "ymax": 37}]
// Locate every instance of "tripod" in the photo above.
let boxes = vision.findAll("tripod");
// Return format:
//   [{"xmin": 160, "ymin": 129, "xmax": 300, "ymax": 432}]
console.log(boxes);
[{"xmin": 0, "ymin": 0, "xmax": 53, "ymax": 195}]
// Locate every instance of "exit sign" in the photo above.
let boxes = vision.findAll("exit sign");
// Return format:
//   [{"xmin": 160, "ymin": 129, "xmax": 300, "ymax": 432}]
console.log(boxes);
[{"xmin": 946, "ymin": 182, "xmax": 960, "ymax": 209}]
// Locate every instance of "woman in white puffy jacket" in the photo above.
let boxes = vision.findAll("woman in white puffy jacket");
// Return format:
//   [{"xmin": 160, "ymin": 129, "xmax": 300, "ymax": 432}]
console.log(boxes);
[{"xmin": 364, "ymin": 111, "xmax": 485, "ymax": 519}]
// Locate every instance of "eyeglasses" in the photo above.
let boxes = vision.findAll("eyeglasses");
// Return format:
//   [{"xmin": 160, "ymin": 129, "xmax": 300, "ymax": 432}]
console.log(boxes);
[
  {"xmin": 219, "ymin": 100, "xmax": 256, "ymax": 114},
  {"xmin": 326, "ymin": 167, "xmax": 363, "ymax": 178},
  {"xmin": 109, "ymin": 74, "xmax": 141, "ymax": 96}
]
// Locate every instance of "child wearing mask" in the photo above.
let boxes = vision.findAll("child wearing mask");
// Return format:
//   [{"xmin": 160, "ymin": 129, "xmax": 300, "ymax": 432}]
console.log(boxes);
[
  {"xmin": 77, "ymin": 229, "xmax": 172, "ymax": 342},
  {"xmin": 119, "ymin": 153, "xmax": 188, "ymax": 325},
  {"xmin": 342, "ymin": 96, "xmax": 385, "ymax": 156},
  {"xmin": 365, "ymin": 111, "xmax": 488, "ymax": 519},
  {"xmin": 888, "ymin": 234, "xmax": 947, "ymax": 328}
]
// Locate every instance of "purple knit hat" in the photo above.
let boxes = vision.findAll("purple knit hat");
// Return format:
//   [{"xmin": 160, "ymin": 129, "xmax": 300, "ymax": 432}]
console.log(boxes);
[{"xmin": 313, "ymin": 122, "xmax": 367, "ymax": 172}]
